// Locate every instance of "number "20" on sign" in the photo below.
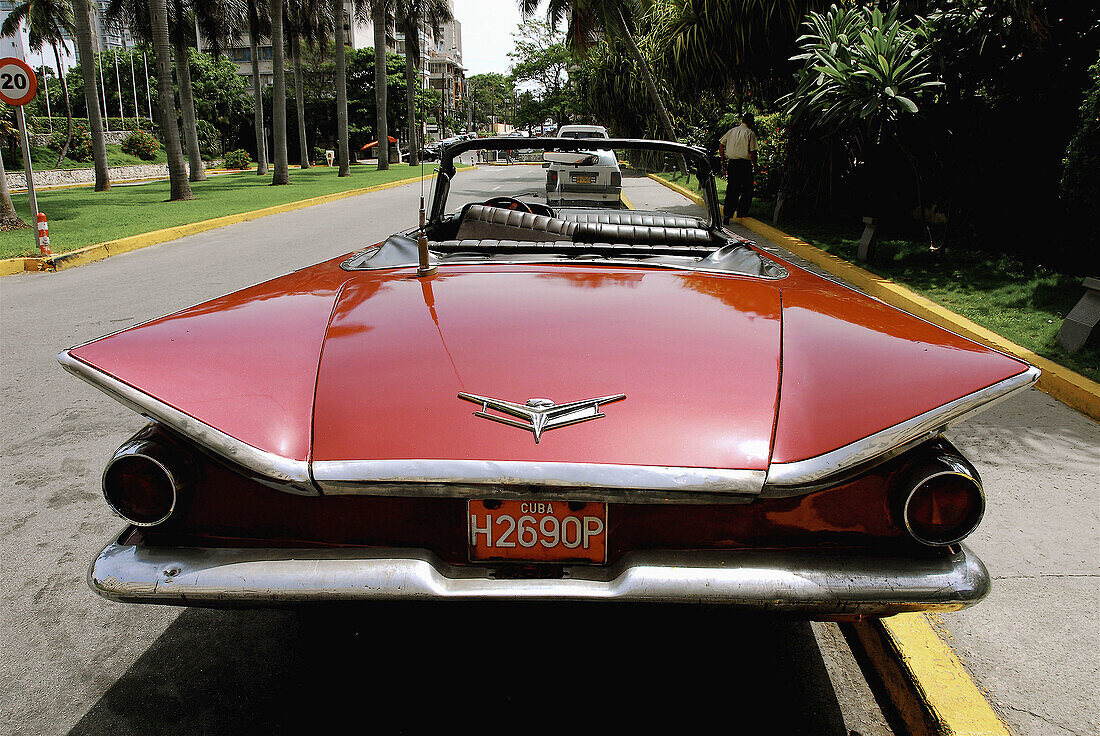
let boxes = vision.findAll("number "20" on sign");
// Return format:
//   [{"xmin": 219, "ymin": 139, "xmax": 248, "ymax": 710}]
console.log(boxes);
[{"xmin": 0, "ymin": 58, "xmax": 38, "ymax": 107}]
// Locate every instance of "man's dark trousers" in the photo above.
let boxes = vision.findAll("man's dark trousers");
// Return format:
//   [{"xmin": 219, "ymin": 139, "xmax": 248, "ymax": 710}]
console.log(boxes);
[{"xmin": 724, "ymin": 158, "xmax": 753, "ymax": 219}]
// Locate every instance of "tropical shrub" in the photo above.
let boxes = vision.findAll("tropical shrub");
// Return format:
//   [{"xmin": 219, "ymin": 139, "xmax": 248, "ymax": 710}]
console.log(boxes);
[
  {"xmin": 195, "ymin": 119, "xmax": 220, "ymax": 157},
  {"xmin": 782, "ymin": 4, "xmax": 943, "ymax": 219},
  {"xmin": 49, "ymin": 124, "xmax": 92, "ymax": 162},
  {"xmin": 1061, "ymin": 53, "xmax": 1100, "ymax": 232},
  {"xmin": 122, "ymin": 130, "xmax": 161, "ymax": 160},
  {"xmin": 223, "ymin": 148, "xmax": 251, "ymax": 169}
]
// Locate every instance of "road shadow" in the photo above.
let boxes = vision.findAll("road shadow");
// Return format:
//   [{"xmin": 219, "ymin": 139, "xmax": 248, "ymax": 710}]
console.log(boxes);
[{"xmin": 68, "ymin": 603, "xmax": 848, "ymax": 734}]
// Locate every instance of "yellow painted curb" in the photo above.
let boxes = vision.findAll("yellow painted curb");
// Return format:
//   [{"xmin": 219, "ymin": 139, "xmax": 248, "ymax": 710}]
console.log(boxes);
[
  {"xmin": 0, "ymin": 255, "xmax": 30, "ymax": 275},
  {"xmin": 645, "ymin": 172, "xmax": 1100, "ymax": 421},
  {"xmin": 2, "ymin": 167, "xmax": 474, "ymax": 276},
  {"xmin": 847, "ymin": 615, "xmax": 1011, "ymax": 736},
  {"xmin": 646, "ymin": 173, "xmax": 704, "ymax": 205},
  {"xmin": 620, "ymin": 192, "xmax": 635, "ymax": 210}
]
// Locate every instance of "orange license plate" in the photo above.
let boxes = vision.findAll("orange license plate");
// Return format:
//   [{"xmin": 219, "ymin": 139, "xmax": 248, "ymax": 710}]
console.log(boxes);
[
  {"xmin": 571, "ymin": 174, "xmax": 596, "ymax": 184},
  {"xmin": 468, "ymin": 500, "xmax": 607, "ymax": 563}
]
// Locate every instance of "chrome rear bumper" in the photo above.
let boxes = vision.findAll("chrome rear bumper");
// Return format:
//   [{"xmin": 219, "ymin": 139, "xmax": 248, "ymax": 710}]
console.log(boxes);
[{"xmin": 89, "ymin": 532, "xmax": 990, "ymax": 616}]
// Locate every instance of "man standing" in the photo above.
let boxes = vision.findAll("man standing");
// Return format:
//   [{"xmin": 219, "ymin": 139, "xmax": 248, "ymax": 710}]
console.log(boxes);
[{"xmin": 718, "ymin": 113, "xmax": 758, "ymax": 224}]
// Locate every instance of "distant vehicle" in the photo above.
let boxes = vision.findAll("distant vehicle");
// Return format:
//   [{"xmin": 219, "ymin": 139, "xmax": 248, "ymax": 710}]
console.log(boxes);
[
  {"xmin": 420, "ymin": 135, "xmax": 464, "ymax": 161},
  {"xmin": 555, "ymin": 124, "xmax": 610, "ymax": 140},
  {"xmin": 544, "ymin": 148, "xmax": 622, "ymax": 207},
  {"xmin": 545, "ymin": 125, "xmax": 620, "ymax": 207}
]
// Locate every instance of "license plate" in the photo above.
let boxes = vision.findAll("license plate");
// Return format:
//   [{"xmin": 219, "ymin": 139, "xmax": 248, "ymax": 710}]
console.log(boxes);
[
  {"xmin": 571, "ymin": 173, "xmax": 596, "ymax": 184},
  {"xmin": 468, "ymin": 500, "xmax": 607, "ymax": 563}
]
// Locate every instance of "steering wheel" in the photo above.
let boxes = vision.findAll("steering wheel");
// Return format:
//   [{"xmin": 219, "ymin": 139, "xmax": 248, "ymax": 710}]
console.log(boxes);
[{"xmin": 483, "ymin": 196, "xmax": 533, "ymax": 213}]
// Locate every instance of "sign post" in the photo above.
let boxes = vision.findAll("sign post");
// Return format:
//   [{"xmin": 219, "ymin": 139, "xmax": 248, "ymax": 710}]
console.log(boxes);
[{"xmin": 0, "ymin": 57, "xmax": 43, "ymax": 254}]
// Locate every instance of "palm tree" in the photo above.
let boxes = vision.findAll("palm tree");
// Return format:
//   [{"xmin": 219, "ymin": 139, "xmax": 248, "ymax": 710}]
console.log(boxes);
[
  {"xmin": 247, "ymin": 0, "xmax": 269, "ymax": 174},
  {"xmin": 150, "ymin": 0, "xmax": 193, "ymax": 198},
  {"xmin": 109, "ymin": 0, "xmax": 223, "ymax": 183},
  {"xmin": 394, "ymin": 0, "xmax": 450, "ymax": 167},
  {"xmin": 331, "ymin": 0, "xmax": 349, "ymax": 175},
  {"xmin": 285, "ymin": 0, "xmax": 330, "ymax": 168},
  {"xmin": 650, "ymin": 0, "xmax": 821, "ymax": 99},
  {"xmin": 71, "ymin": 0, "xmax": 110, "ymax": 190},
  {"xmin": 365, "ymin": 0, "xmax": 391, "ymax": 170},
  {"xmin": 519, "ymin": 0, "xmax": 676, "ymax": 145},
  {"xmin": 269, "ymin": 0, "xmax": 288, "ymax": 183},
  {"xmin": 1, "ymin": 0, "xmax": 76, "ymax": 168},
  {"xmin": 169, "ymin": 0, "xmax": 206, "ymax": 181}
]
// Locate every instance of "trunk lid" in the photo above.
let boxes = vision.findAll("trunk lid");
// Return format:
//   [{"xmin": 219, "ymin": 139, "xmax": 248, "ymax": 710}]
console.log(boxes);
[{"xmin": 311, "ymin": 267, "xmax": 782, "ymax": 481}]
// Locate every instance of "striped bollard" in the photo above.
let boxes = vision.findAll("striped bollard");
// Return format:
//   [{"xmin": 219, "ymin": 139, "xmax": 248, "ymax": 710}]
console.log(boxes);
[{"xmin": 37, "ymin": 212, "xmax": 50, "ymax": 256}]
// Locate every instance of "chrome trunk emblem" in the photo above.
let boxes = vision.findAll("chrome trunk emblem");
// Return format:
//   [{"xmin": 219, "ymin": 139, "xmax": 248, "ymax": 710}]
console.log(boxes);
[{"xmin": 457, "ymin": 393, "xmax": 626, "ymax": 443}]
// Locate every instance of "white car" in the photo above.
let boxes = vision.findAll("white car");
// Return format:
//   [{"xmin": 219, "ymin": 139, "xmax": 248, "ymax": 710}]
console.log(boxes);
[{"xmin": 545, "ymin": 125, "xmax": 622, "ymax": 207}]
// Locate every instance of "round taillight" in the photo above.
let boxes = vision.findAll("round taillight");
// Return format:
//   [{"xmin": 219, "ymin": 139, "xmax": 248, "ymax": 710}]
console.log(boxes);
[
  {"xmin": 102, "ymin": 441, "xmax": 182, "ymax": 526},
  {"xmin": 901, "ymin": 455, "xmax": 985, "ymax": 546}
]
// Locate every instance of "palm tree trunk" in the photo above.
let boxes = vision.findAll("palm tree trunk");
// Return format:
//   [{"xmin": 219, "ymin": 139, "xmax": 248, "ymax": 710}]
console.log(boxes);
[
  {"xmin": 150, "ymin": 0, "xmax": 193, "ymax": 200},
  {"xmin": 52, "ymin": 43, "xmax": 72, "ymax": 168},
  {"xmin": 613, "ymin": 6, "xmax": 685, "ymax": 175},
  {"xmin": 292, "ymin": 36, "xmax": 309, "ymax": 168},
  {"xmin": 249, "ymin": 4, "xmax": 268, "ymax": 175},
  {"xmin": 0, "ymin": 147, "xmax": 28, "ymax": 229},
  {"xmin": 173, "ymin": 38, "xmax": 207, "ymax": 182},
  {"xmin": 404, "ymin": 37, "xmax": 418, "ymax": 166},
  {"xmin": 332, "ymin": 0, "xmax": 349, "ymax": 176},
  {"xmin": 72, "ymin": 0, "xmax": 110, "ymax": 191},
  {"xmin": 270, "ymin": 0, "xmax": 289, "ymax": 184},
  {"xmin": 372, "ymin": 6, "xmax": 388, "ymax": 170}
]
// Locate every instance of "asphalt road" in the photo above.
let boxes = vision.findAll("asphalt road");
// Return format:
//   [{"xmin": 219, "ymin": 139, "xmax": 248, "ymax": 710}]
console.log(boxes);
[{"xmin": 1, "ymin": 162, "xmax": 1091, "ymax": 734}]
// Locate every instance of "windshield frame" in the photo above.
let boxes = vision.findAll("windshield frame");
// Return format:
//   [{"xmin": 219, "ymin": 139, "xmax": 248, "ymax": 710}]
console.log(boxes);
[{"xmin": 432, "ymin": 137, "xmax": 720, "ymax": 227}]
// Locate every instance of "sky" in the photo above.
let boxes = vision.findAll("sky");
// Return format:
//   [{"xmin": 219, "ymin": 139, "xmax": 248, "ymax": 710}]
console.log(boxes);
[{"xmin": 453, "ymin": 0, "xmax": 539, "ymax": 77}]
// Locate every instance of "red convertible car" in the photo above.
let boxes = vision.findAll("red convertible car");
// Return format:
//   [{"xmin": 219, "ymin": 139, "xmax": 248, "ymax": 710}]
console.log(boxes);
[{"xmin": 60, "ymin": 138, "xmax": 1038, "ymax": 618}]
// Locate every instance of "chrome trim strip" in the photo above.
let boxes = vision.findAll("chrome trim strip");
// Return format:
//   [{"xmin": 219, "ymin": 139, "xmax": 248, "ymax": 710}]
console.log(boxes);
[
  {"xmin": 313, "ymin": 459, "xmax": 765, "ymax": 497},
  {"xmin": 58, "ymin": 351, "xmax": 317, "ymax": 494},
  {"xmin": 89, "ymin": 535, "xmax": 990, "ymax": 614},
  {"xmin": 764, "ymin": 365, "xmax": 1040, "ymax": 490}
]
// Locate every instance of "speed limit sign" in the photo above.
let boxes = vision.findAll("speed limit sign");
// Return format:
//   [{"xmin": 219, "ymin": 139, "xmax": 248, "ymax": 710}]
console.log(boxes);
[{"xmin": 0, "ymin": 57, "xmax": 38, "ymax": 106}]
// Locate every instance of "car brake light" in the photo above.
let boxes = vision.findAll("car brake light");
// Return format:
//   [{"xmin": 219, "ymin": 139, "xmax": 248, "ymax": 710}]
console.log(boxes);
[
  {"xmin": 103, "ymin": 437, "xmax": 188, "ymax": 526},
  {"xmin": 898, "ymin": 451, "xmax": 984, "ymax": 546},
  {"xmin": 611, "ymin": 171, "xmax": 622, "ymax": 188},
  {"xmin": 546, "ymin": 170, "xmax": 558, "ymax": 189}
]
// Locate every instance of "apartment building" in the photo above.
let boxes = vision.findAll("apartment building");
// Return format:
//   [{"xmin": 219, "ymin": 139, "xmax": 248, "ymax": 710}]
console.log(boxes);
[{"xmin": 428, "ymin": 16, "xmax": 465, "ymax": 131}]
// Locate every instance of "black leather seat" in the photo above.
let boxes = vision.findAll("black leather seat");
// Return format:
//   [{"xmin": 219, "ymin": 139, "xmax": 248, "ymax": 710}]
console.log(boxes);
[
  {"xmin": 571, "ymin": 221, "xmax": 713, "ymax": 247},
  {"xmin": 457, "ymin": 204, "xmax": 577, "ymax": 241},
  {"xmin": 455, "ymin": 204, "xmax": 714, "ymax": 248},
  {"xmin": 564, "ymin": 211, "xmax": 706, "ymax": 229}
]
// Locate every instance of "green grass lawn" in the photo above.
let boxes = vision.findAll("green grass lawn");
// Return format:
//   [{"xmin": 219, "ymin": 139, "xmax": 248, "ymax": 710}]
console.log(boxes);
[
  {"xmin": 1, "ymin": 162, "xmax": 449, "ymax": 260},
  {"xmin": 5, "ymin": 143, "xmax": 168, "ymax": 171},
  {"xmin": 655, "ymin": 172, "xmax": 1099, "ymax": 382}
]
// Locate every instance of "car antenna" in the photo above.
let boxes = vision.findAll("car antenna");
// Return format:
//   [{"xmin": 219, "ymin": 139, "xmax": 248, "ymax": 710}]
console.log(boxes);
[{"xmin": 416, "ymin": 150, "xmax": 436, "ymax": 278}]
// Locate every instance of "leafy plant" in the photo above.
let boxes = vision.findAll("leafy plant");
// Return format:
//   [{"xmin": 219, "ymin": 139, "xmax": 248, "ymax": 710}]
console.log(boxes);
[
  {"xmin": 1061, "ymin": 52, "xmax": 1100, "ymax": 235},
  {"xmin": 121, "ymin": 129, "xmax": 161, "ymax": 160},
  {"xmin": 222, "ymin": 148, "xmax": 251, "ymax": 169},
  {"xmin": 781, "ymin": 3, "xmax": 943, "ymax": 232},
  {"xmin": 783, "ymin": 4, "xmax": 941, "ymax": 139},
  {"xmin": 49, "ymin": 123, "xmax": 92, "ymax": 162}
]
